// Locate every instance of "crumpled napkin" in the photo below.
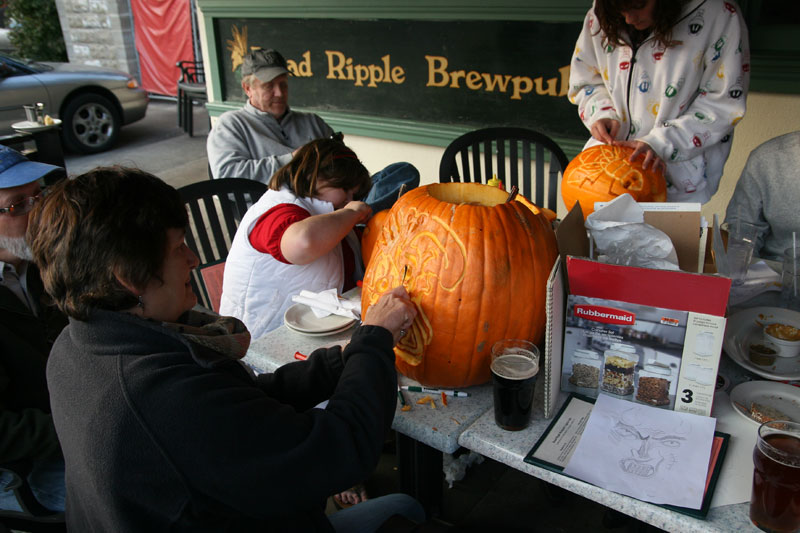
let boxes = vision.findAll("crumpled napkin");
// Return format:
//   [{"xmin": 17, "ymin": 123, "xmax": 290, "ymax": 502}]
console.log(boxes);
[
  {"xmin": 728, "ymin": 261, "xmax": 782, "ymax": 307},
  {"xmin": 586, "ymin": 194, "xmax": 680, "ymax": 271},
  {"xmin": 291, "ymin": 288, "xmax": 361, "ymax": 320}
]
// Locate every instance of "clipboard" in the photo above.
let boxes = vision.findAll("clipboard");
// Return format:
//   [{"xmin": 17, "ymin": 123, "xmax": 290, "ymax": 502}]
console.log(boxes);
[{"xmin": 523, "ymin": 393, "xmax": 730, "ymax": 520}]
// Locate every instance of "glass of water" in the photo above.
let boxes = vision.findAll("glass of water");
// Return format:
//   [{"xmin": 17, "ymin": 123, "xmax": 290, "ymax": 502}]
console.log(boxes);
[{"xmin": 722, "ymin": 221, "xmax": 758, "ymax": 285}]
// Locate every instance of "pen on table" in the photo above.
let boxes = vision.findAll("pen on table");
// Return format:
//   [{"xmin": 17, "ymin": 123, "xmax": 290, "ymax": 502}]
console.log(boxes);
[
  {"xmin": 397, "ymin": 387, "xmax": 408, "ymax": 407},
  {"xmin": 294, "ymin": 351, "xmax": 308, "ymax": 361},
  {"xmin": 401, "ymin": 386, "xmax": 469, "ymax": 397}
]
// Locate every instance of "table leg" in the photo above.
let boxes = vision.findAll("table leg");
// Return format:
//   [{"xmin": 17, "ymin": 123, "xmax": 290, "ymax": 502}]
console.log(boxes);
[{"xmin": 396, "ymin": 433, "xmax": 443, "ymax": 518}]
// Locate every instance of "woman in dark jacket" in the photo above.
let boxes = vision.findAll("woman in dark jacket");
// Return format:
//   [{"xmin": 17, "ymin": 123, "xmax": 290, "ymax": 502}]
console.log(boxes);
[{"xmin": 27, "ymin": 167, "xmax": 423, "ymax": 532}]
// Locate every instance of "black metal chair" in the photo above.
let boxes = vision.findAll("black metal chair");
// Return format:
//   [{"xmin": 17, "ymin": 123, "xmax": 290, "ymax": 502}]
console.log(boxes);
[
  {"xmin": 0, "ymin": 461, "xmax": 65, "ymax": 533},
  {"xmin": 176, "ymin": 60, "xmax": 207, "ymax": 137},
  {"xmin": 178, "ymin": 179, "xmax": 267, "ymax": 312},
  {"xmin": 438, "ymin": 127, "xmax": 569, "ymax": 212}
]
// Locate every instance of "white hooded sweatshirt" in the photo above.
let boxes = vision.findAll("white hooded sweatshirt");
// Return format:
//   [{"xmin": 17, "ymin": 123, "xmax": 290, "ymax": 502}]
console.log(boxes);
[{"xmin": 569, "ymin": 0, "xmax": 750, "ymax": 203}]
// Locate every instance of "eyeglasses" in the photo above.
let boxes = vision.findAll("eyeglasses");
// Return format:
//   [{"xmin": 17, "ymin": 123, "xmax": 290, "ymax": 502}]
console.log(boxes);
[{"xmin": 0, "ymin": 189, "xmax": 46, "ymax": 217}]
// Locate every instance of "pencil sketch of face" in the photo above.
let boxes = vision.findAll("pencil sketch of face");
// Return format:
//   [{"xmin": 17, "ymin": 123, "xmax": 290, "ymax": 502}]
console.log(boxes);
[{"xmin": 608, "ymin": 408, "xmax": 688, "ymax": 478}]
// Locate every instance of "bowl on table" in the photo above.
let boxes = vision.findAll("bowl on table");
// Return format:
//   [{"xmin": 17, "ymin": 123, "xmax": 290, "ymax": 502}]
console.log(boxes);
[
  {"xmin": 763, "ymin": 322, "xmax": 800, "ymax": 358},
  {"xmin": 749, "ymin": 340, "xmax": 779, "ymax": 366}
]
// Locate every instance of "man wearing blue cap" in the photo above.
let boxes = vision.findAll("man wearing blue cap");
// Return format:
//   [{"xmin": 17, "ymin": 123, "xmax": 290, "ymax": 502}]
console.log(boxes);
[
  {"xmin": 0, "ymin": 145, "xmax": 67, "ymax": 513},
  {"xmin": 207, "ymin": 48, "xmax": 419, "ymax": 213}
]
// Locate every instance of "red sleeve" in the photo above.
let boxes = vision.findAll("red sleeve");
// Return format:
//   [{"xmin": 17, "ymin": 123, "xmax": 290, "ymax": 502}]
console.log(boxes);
[{"xmin": 249, "ymin": 203, "xmax": 311, "ymax": 264}]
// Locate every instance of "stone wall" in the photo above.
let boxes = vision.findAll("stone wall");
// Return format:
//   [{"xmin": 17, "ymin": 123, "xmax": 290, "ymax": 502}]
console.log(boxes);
[{"xmin": 54, "ymin": 0, "xmax": 139, "ymax": 79}]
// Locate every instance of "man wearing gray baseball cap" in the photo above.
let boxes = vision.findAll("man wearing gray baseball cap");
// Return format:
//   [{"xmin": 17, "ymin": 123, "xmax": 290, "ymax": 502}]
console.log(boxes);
[
  {"xmin": 0, "ymin": 145, "xmax": 67, "ymax": 514},
  {"xmin": 207, "ymin": 48, "xmax": 418, "ymax": 213}
]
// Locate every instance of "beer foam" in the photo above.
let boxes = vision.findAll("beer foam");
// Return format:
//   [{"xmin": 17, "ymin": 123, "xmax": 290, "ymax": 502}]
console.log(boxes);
[{"xmin": 491, "ymin": 352, "xmax": 539, "ymax": 380}]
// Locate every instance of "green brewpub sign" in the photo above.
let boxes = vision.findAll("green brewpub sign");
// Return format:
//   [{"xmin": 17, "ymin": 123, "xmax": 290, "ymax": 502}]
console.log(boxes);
[{"xmin": 215, "ymin": 18, "xmax": 586, "ymax": 142}]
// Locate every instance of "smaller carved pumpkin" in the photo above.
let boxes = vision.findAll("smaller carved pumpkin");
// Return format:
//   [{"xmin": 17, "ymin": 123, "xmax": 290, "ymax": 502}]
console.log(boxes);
[{"xmin": 561, "ymin": 144, "xmax": 667, "ymax": 218}]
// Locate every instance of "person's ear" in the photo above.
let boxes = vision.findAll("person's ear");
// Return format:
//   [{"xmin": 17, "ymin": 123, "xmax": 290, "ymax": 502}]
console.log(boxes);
[{"xmin": 113, "ymin": 268, "xmax": 142, "ymax": 298}]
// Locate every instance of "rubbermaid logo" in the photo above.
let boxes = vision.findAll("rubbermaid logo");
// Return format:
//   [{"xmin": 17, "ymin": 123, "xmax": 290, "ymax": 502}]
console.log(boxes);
[{"xmin": 574, "ymin": 305, "xmax": 636, "ymax": 325}]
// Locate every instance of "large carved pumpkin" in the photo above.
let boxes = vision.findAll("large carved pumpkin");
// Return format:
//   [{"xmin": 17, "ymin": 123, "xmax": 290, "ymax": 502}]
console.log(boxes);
[
  {"xmin": 361, "ymin": 182, "xmax": 558, "ymax": 387},
  {"xmin": 362, "ymin": 194, "xmax": 555, "ymax": 268},
  {"xmin": 361, "ymin": 209, "xmax": 389, "ymax": 267},
  {"xmin": 561, "ymin": 144, "xmax": 667, "ymax": 218}
]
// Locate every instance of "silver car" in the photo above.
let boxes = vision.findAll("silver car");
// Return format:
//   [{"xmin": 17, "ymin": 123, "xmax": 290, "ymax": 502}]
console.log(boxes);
[{"xmin": 0, "ymin": 53, "xmax": 149, "ymax": 153}]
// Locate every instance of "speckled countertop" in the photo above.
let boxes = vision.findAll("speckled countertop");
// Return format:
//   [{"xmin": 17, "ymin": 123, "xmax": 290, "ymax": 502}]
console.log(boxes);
[
  {"xmin": 458, "ymin": 378, "xmax": 760, "ymax": 533},
  {"xmin": 243, "ymin": 323, "xmax": 492, "ymax": 454}
]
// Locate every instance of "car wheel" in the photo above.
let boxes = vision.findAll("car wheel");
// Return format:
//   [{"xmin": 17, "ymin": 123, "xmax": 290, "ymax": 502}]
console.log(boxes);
[{"xmin": 61, "ymin": 93, "xmax": 121, "ymax": 154}]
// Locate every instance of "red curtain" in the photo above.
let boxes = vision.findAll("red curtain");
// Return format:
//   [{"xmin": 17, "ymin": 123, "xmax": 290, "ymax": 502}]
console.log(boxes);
[{"xmin": 130, "ymin": 0, "xmax": 194, "ymax": 96}]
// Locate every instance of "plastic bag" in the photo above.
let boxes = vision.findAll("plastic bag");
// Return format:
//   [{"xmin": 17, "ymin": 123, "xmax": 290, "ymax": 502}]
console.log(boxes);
[{"xmin": 586, "ymin": 194, "xmax": 680, "ymax": 271}]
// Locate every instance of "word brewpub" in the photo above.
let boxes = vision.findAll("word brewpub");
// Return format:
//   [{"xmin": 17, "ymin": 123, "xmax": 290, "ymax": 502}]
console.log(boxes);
[{"xmin": 283, "ymin": 50, "xmax": 571, "ymax": 101}]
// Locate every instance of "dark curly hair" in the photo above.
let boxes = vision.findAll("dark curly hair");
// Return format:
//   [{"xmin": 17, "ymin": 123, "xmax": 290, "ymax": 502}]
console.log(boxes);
[
  {"xmin": 269, "ymin": 138, "xmax": 371, "ymax": 202},
  {"xmin": 27, "ymin": 167, "xmax": 188, "ymax": 320},
  {"xmin": 594, "ymin": 0, "xmax": 688, "ymax": 49}
]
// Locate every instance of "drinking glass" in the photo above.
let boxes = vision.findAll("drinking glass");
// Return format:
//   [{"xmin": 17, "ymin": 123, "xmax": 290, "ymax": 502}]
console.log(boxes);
[
  {"xmin": 781, "ymin": 246, "xmax": 800, "ymax": 311},
  {"xmin": 750, "ymin": 420, "xmax": 800, "ymax": 532},
  {"xmin": 490, "ymin": 339, "xmax": 539, "ymax": 431},
  {"xmin": 23, "ymin": 105, "xmax": 37, "ymax": 123},
  {"xmin": 722, "ymin": 221, "xmax": 758, "ymax": 285}
]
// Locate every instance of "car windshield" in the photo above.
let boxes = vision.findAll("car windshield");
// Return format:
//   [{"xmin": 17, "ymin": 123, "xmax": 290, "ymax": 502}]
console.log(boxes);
[{"xmin": 0, "ymin": 53, "xmax": 53, "ymax": 72}]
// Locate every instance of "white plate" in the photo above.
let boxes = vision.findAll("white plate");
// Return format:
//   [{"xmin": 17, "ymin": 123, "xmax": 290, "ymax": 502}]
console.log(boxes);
[
  {"xmin": 283, "ymin": 302, "xmax": 357, "ymax": 333},
  {"xmin": 723, "ymin": 307, "xmax": 800, "ymax": 380},
  {"xmin": 729, "ymin": 380, "xmax": 800, "ymax": 425},
  {"xmin": 11, "ymin": 119, "xmax": 62, "ymax": 132},
  {"xmin": 285, "ymin": 320, "xmax": 356, "ymax": 337}
]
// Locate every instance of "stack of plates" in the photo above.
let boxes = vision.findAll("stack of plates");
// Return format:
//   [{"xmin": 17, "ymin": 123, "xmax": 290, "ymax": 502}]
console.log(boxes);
[{"xmin": 284, "ymin": 303, "xmax": 357, "ymax": 336}]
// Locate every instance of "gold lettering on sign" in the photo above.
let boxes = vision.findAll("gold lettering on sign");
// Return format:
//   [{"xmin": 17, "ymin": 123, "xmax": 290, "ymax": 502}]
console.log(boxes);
[
  {"xmin": 424, "ymin": 54, "xmax": 569, "ymax": 100},
  {"xmin": 325, "ymin": 50, "xmax": 405, "ymax": 87},
  {"xmin": 482, "ymin": 73, "xmax": 512, "ymax": 92},
  {"xmin": 425, "ymin": 55, "xmax": 449, "ymax": 87},
  {"xmin": 286, "ymin": 50, "xmax": 312, "ymax": 77}
]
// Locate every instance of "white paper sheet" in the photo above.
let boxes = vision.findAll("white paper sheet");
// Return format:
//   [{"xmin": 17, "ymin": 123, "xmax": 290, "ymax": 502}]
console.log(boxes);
[
  {"xmin": 563, "ymin": 394, "xmax": 717, "ymax": 509},
  {"xmin": 291, "ymin": 288, "xmax": 360, "ymax": 319}
]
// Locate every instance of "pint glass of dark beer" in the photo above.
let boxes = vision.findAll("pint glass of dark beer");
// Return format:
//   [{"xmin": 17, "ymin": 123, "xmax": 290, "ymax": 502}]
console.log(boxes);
[
  {"xmin": 490, "ymin": 339, "xmax": 539, "ymax": 431},
  {"xmin": 750, "ymin": 420, "xmax": 800, "ymax": 532}
]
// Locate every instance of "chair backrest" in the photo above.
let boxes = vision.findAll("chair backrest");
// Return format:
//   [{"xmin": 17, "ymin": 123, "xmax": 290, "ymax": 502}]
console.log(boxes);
[
  {"xmin": 176, "ymin": 60, "xmax": 205, "ymax": 84},
  {"xmin": 438, "ymin": 127, "xmax": 568, "ymax": 212},
  {"xmin": 0, "ymin": 461, "xmax": 65, "ymax": 532},
  {"xmin": 178, "ymin": 178, "xmax": 267, "ymax": 311}
]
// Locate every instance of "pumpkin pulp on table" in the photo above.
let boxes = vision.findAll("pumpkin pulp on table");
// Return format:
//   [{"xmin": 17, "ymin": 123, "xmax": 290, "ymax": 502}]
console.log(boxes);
[{"xmin": 361, "ymin": 182, "xmax": 558, "ymax": 388}]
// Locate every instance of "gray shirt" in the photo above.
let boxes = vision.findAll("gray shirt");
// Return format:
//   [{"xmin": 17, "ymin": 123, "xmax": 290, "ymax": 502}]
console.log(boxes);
[
  {"xmin": 206, "ymin": 101, "xmax": 333, "ymax": 184},
  {"xmin": 725, "ymin": 131, "xmax": 800, "ymax": 261}
]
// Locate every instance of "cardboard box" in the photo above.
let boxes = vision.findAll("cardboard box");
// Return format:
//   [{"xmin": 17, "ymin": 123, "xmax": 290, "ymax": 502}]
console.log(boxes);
[{"xmin": 542, "ymin": 204, "xmax": 731, "ymax": 418}]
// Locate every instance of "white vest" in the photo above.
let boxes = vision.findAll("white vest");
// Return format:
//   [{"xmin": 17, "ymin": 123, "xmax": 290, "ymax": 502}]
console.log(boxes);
[{"xmin": 219, "ymin": 186, "xmax": 359, "ymax": 339}]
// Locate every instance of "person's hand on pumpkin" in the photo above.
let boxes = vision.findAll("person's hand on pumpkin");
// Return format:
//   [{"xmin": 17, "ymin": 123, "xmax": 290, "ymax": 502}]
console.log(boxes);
[
  {"xmin": 362, "ymin": 286, "xmax": 417, "ymax": 346},
  {"xmin": 613, "ymin": 139, "xmax": 666, "ymax": 174},
  {"xmin": 590, "ymin": 118, "xmax": 621, "ymax": 144},
  {"xmin": 342, "ymin": 200, "xmax": 372, "ymax": 225}
]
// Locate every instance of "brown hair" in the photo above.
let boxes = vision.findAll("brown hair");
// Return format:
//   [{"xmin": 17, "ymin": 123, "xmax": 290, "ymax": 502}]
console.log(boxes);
[
  {"xmin": 594, "ymin": 0, "xmax": 688, "ymax": 50},
  {"xmin": 27, "ymin": 167, "xmax": 188, "ymax": 320},
  {"xmin": 269, "ymin": 138, "xmax": 371, "ymax": 201}
]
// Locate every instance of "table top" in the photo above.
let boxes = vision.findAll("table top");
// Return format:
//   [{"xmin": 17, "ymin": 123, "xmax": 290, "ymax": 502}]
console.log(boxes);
[
  {"xmin": 242, "ymin": 322, "xmax": 493, "ymax": 454},
  {"xmin": 457, "ymin": 354, "xmax": 763, "ymax": 533},
  {"xmin": 240, "ymin": 289, "xmax": 780, "ymax": 530},
  {"xmin": 11, "ymin": 119, "xmax": 62, "ymax": 132},
  {"xmin": 458, "ymin": 405, "xmax": 757, "ymax": 533}
]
